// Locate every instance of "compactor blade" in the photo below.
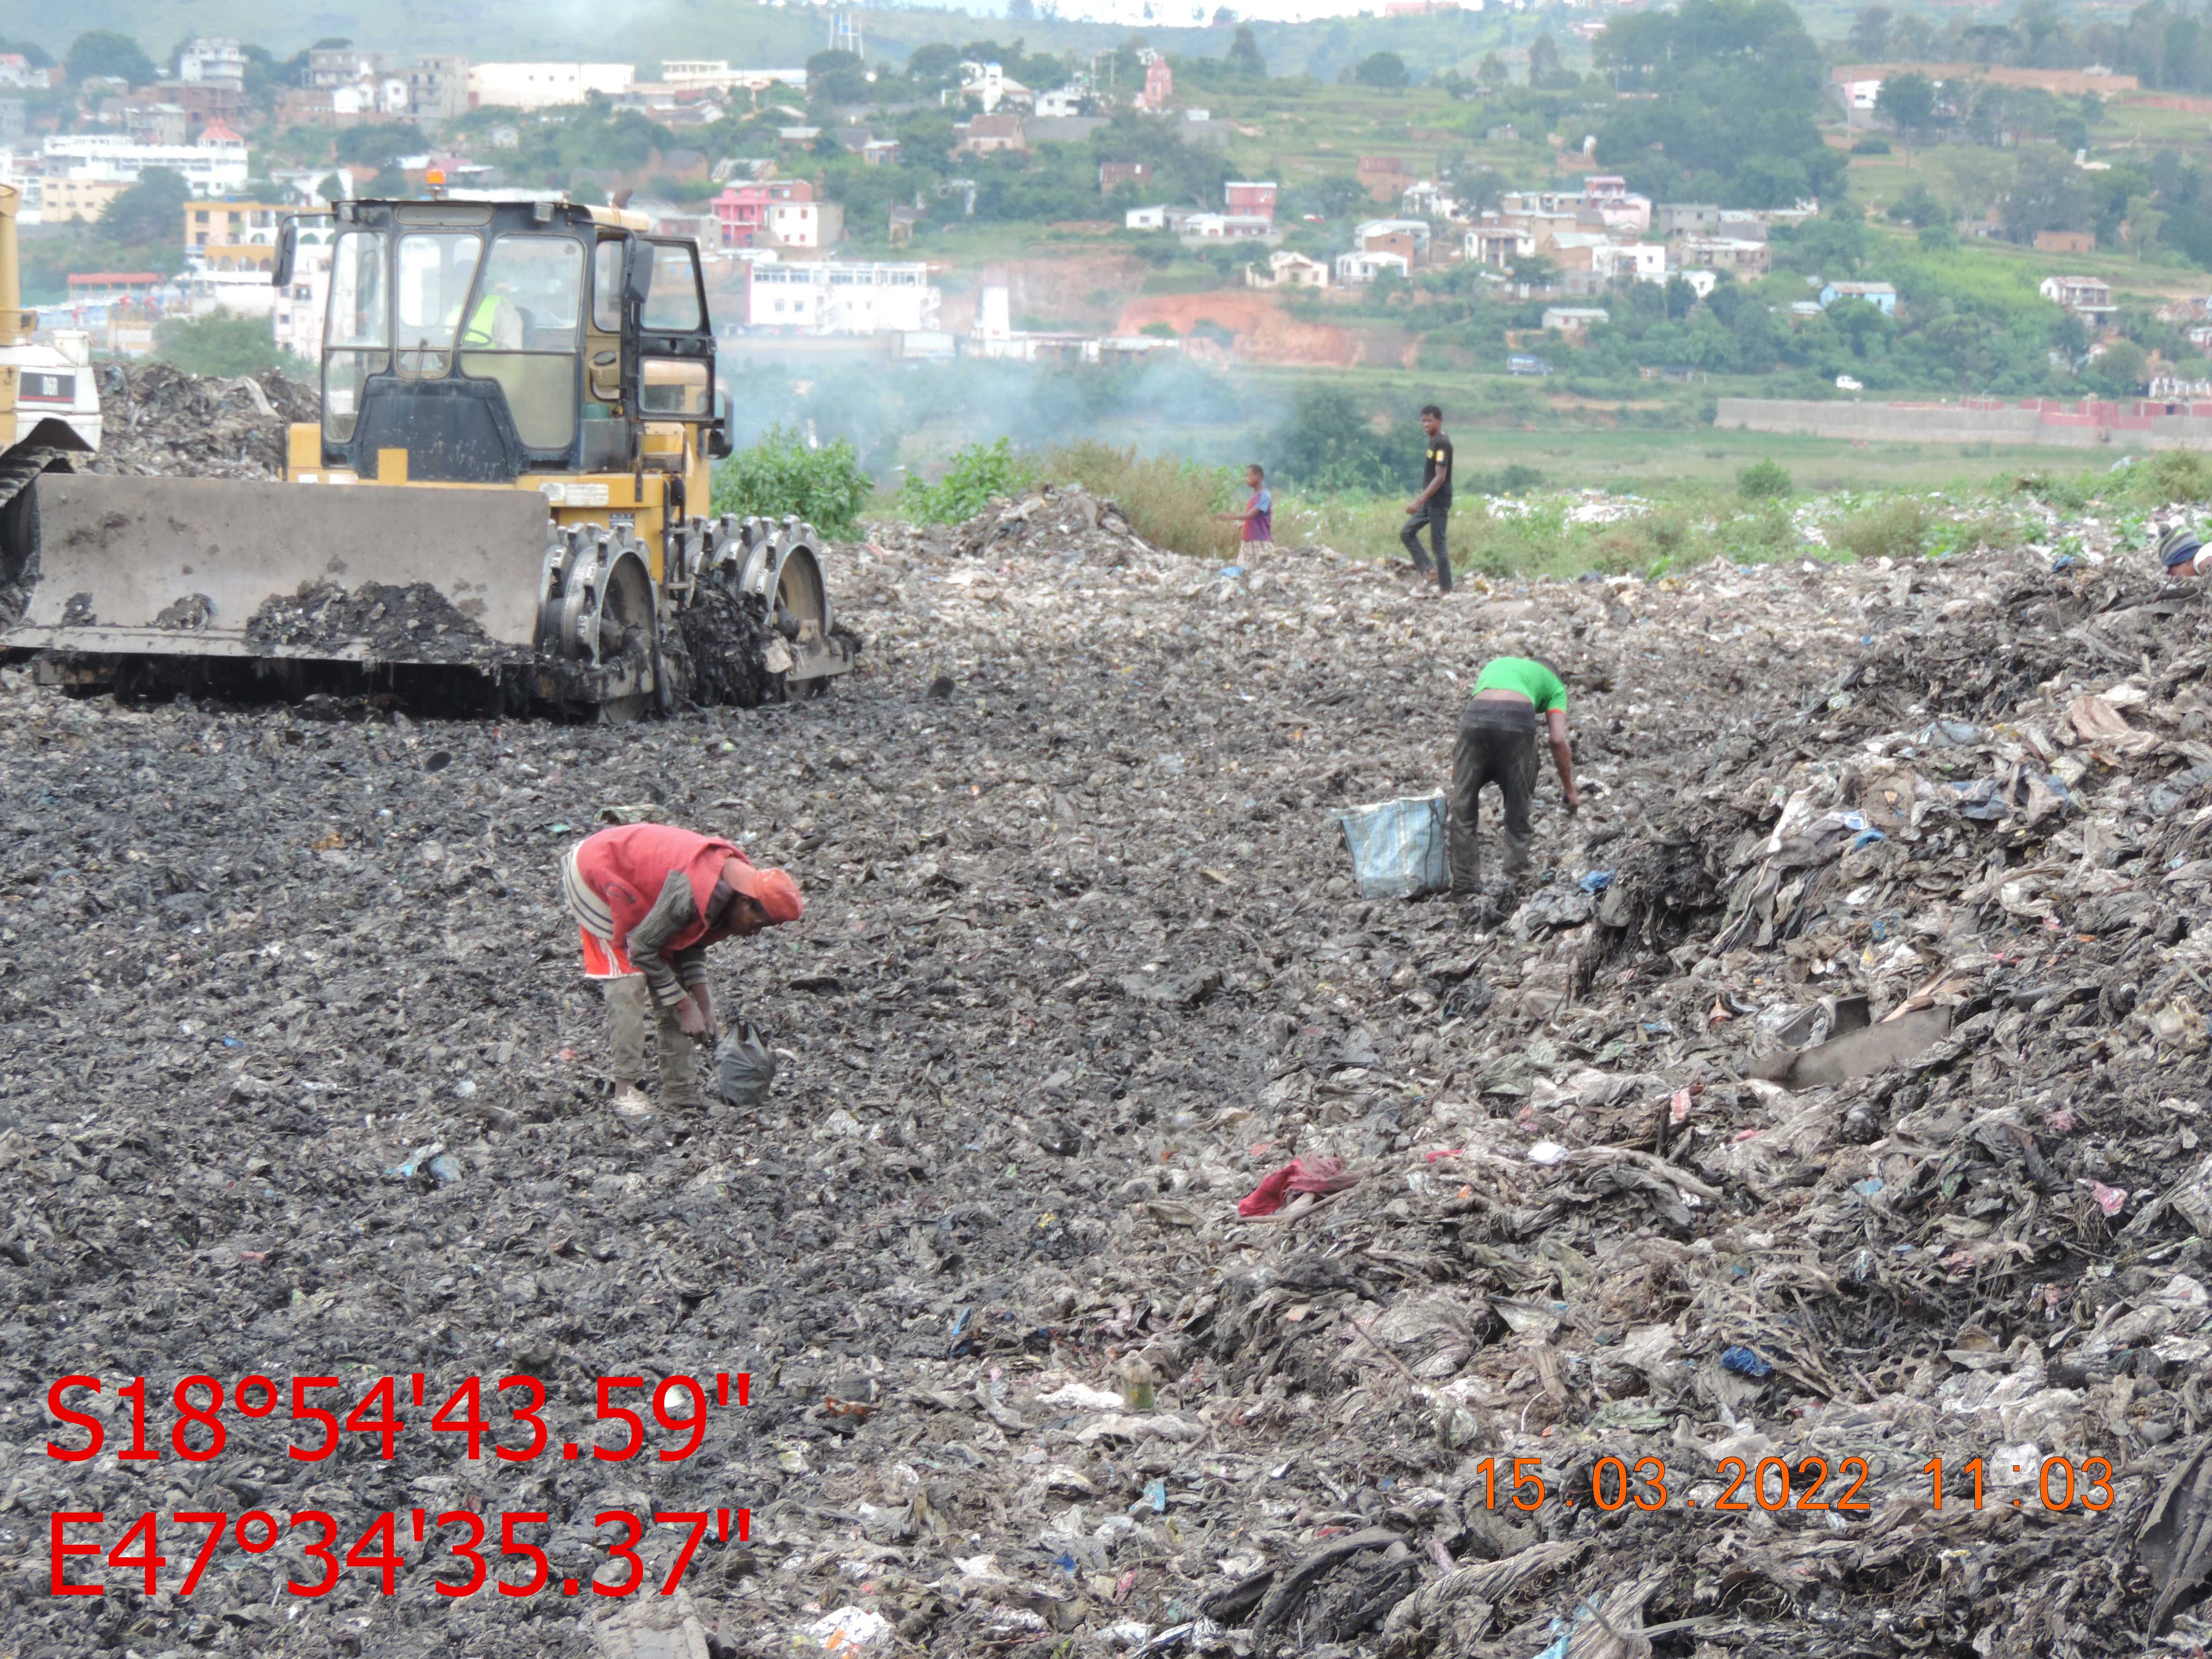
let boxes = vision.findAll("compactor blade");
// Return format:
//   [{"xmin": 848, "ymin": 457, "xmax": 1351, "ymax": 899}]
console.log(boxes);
[{"xmin": 4, "ymin": 474, "xmax": 550, "ymax": 665}]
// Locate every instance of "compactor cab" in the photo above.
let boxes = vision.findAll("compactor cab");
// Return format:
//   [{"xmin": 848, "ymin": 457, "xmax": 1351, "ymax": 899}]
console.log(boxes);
[{"xmin": 0, "ymin": 189, "xmax": 853, "ymax": 715}]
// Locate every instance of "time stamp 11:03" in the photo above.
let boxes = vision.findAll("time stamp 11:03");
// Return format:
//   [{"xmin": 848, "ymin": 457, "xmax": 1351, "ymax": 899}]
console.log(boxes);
[
  {"xmin": 42, "ymin": 1370, "xmax": 755, "ymax": 1600},
  {"xmin": 1467, "ymin": 1452, "xmax": 2118, "ymax": 1514}
]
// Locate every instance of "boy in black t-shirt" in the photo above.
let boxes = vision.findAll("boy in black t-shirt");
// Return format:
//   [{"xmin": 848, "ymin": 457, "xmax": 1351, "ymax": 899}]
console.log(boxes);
[{"xmin": 1400, "ymin": 404, "xmax": 1453, "ymax": 593}]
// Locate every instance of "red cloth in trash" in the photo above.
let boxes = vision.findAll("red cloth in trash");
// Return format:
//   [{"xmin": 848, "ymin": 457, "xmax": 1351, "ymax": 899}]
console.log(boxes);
[{"xmin": 1237, "ymin": 1155, "xmax": 1359, "ymax": 1217}]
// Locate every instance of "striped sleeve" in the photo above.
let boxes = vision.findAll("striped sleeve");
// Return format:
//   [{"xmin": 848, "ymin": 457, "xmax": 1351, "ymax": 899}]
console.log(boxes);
[{"xmin": 625, "ymin": 869, "xmax": 700, "ymax": 1008}]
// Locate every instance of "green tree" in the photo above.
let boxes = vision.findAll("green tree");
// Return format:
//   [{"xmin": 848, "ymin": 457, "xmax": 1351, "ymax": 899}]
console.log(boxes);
[
  {"xmin": 98, "ymin": 168, "xmax": 191, "ymax": 246},
  {"xmin": 1876, "ymin": 71, "xmax": 1937, "ymax": 147},
  {"xmin": 907, "ymin": 42, "xmax": 963, "ymax": 88},
  {"xmin": 2092, "ymin": 339, "xmax": 2148, "ymax": 393},
  {"xmin": 66, "ymin": 29, "xmax": 156, "ymax": 87},
  {"xmin": 1353, "ymin": 51, "xmax": 1409, "ymax": 89},
  {"xmin": 2127, "ymin": 192, "xmax": 2166, "ymax": 259},
  {"xmin": 1264, "ymin": 384, "xmax": 1413, "ymax": 492},
  {"xmin": 1527, "ymin": 33, "xmax": 1575, "ymax": 89},
  {"xmin": 1847, "ymin": 6, "xmax": 1892, "ymax": 61},
  {"xmin": 0, "ymin": 37, "xmax": 54, "ymax": 68},
  {"xmin": 1226, "ymin": 24, "xmax": 1266, "ymax": 78}
]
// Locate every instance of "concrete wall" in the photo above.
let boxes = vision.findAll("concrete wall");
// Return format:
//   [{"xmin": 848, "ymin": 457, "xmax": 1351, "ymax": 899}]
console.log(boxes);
[{"xmin": 1715, "ymin": 397, "xmax": 2212, "ymax": 450}]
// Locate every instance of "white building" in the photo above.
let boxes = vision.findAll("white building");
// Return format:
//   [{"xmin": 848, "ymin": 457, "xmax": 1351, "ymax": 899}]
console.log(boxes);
[
  {"xmin": 957, "ymin": 63, "xmax": 1031, "ymax": 114},
  {"xmin": 0, "ymin": 54, "xmax": 55, "ymax": 90},
  {"xmin": 661, "ymin": 61, "xmax": 806, "ymax": 94},
  {"xmin": 179, "ymin": 39, "xmax": 247, "ymax": 89},
  {"xmin": 468, "ymin": 62, "xmax": 637, "ymax": 110},
  {"xmin": 43, "ymin": 129, "xmax": 250, "ymax": 193},
  {"xmin": 1592, "ymin": 243, "xmax": 1667, "ymax": 284},
  {"xmin": 1246, "ymin": 249, "xmax": 1329, "ymax": 290},
  {"xmin": 743, "ymin": 257, "xmax": 941, "ymax": 333},
  {"xmin": 1035, "ymin": 87, "xmax": 1086, "ymax": 118},
  {"xmin": 1335, "ymin": 249, "xmax": 1411, "ymax": 285},
  {"xmin": 272, "ymin": 228, "xmax": 333, "ymax": 362},
  {"xmin": 1126, "ymin": 205, "xmax": 1169, "ymax": 230},
  {"xmin": 188, "ymin": 269, "xmax": 276, "ymax": 320}
]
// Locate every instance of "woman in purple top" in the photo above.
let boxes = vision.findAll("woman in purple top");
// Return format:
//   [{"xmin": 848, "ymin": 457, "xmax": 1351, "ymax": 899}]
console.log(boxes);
[{"xmin": 1219, "ymin": 464, "xmax": 1273, "ymax": 546}]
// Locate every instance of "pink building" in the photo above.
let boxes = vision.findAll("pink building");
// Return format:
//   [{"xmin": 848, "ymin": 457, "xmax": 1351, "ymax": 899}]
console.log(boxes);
[
  {"xmin": 1136, "ymin": 56, "xmax": 1172, "ymax": 111},
  {"xmin": 712, "ymin": 179, "xmax": 815, "ymax": 249}
]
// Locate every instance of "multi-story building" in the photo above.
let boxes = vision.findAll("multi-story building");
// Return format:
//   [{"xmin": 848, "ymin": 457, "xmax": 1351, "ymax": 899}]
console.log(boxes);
[
  {"xmin": 1357, "ymin": 217, "xmax": 1434, "ymax": 263},
  {"xmin": 0, "ymin": 53, "xmax": 54, "ymax": 89},
  {"xmin": 661, "ymin": 61, "xmax": 806, "ymax": 94},
  {"xmin": 1592, "ymin": 243, "xmax": 1667, "ymax": 284},
  {"xmin": 183, "ymin": 201, "xmax": 286, "ymax": 267},
  {"xmin": 741, "ymin": 257, "xmax": 940, "ymax": 333},
  {"xmin": 1674, "ymin": 236, "xmax": 1770, "ymax": 276},
  {"xmin": 43, "ymin": 127, "xmax": 250, "ymax": 193},
  {"xmin": 272, "ymin": 228, "xmax": 332, "ymax": 361},
  {"xmin": 1224, "ymin": 180, "xmax": 1277, "ymax": 222},
  {"xmin": 1466, "ymin": 222, "xmax": 1536, "ymax": 268},
  {"xmin": 178, "ymin": 39, "xmax": 246, "ymax": 89},
  {"xmin": 467, "ymin": 62, "xmax": 636, "ymax": 110},
  {"xmin": 38, "ymin": 178, "xmax": 131, "ymax": 224},
  {"xmin": 408, "ymin": 56, "xmax": 472, "ymax": 121},
  {"xmin": 712, "ymin": 179, "xmax": 845, "ymax": 250}
]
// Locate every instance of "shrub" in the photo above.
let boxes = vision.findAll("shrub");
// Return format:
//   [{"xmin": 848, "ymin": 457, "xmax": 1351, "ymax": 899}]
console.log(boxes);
[
  {"xmin": 1737, "ymin": 458, "xmax": 1794, "ymax": 499},
  {"xmin": 1825, "ymin": 496, "xmax": 1932, "ymax": 561},
  {"xmin": 2123, "ymin": 450, "xmax": 2212, "ymax": 506},
  {"xmin": 1043, "ymin": 440, "xmax": 1239, "ymax": 558},
  {"xmin": 898, "ymin": 437, "xmax": 1036, "ymax": 523},
  {"xmin": 1851, "ymin": 136, "xmax": 1891, "ymax": 155},
  {"xmin": 709, "ymin": 425, "xmax": 873, "ymax": 539},
  {"xmin": 154, "ymin": 314, "xmax": 302, "ymax": 378}
]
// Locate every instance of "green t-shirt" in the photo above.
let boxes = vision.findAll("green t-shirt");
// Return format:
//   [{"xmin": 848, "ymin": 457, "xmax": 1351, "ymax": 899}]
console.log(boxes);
[{"xmin": 1472, "ymin": 656, "xmax": 1567, "ymax": 713}]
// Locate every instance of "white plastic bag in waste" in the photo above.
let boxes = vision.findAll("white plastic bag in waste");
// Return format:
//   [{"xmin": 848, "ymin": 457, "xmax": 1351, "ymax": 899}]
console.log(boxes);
[{"xmin": 1336, "ymin": 793, "xmax": 1450, "ymax": 899}]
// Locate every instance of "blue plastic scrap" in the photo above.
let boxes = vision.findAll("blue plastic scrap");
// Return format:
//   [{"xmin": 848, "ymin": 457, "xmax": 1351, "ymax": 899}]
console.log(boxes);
[
  {"xmin": 1852, "ymin": 1177, "xmax": 1885, "ymax": 1197},
  {"xmin": 1145, "ymin": 1477, "xmax": 1167, "ymax": 1513},
  {"xmin": 1849, "ymin": 829, "xmax": 1886, "ymax": 850},
  {"xmin": 1577, "ymin": 870, "xmax": 1614, "ymax": 893},
  {"xmin": 1720, "ymin": 1345, "xmax": 1774, "ymax": 1379}
]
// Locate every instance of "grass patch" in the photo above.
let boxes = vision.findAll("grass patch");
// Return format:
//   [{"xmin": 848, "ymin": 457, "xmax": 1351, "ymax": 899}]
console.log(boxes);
[{"xmin": 1040, "ymin": 441, "xmax": 1241, "ymax": 560}]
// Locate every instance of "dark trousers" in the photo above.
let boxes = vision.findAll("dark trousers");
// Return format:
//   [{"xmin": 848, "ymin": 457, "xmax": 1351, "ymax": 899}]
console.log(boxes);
[
  {"xmin": 1401, "ymin": 502, "xmax": 1451, "ymax": 590},
  {"xmin": 1449, "ymin": 701, "xmax": 1537, "ymax": 891}
]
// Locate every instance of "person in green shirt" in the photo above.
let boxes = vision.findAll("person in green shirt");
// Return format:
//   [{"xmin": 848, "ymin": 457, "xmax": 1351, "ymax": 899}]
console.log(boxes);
[{"xmin": 1449, "ymin": 654, "xmax": 1580, "ymax": 891}]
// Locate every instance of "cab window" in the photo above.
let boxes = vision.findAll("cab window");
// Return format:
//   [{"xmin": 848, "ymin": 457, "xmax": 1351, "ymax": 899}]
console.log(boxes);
[{"xmin": 642, "ymin": 243, "xmax": 704, "ymax": 331}]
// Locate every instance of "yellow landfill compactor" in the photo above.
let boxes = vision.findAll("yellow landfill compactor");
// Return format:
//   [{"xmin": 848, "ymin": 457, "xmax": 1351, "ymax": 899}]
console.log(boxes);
[{"xmin": 0, "ymin": 186, "xmax": 854, "ymax": 714}]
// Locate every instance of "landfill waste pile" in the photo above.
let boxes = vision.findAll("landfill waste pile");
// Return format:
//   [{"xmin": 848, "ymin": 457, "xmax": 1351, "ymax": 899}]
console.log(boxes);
[
  {"xmin": 77, "ymin": 361, "xmax": 319, "ymax": 479},
  {"xmin": 7, "ymin": 496, "xmax": 2212, "ymax": 1658},
  {"xmin": 872, "ymin": 483, "xmax": 1150, "ymax": 566},
  {"xmin": 242, "ymin": 580, "xmax": 527, "ymax": 665}
]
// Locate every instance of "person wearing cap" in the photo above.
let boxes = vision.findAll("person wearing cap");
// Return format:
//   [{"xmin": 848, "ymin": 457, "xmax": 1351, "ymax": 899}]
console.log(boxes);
[
  {"xmin": 560, "ymin": 822, "xmax": 804, "ymax": 1116},
  {"xmin": 1449, "ymin": 654, "xmax": 1580, "ymax": 894},
  {"xmin": 2160, "ymin": 524, "xmax": 2212, "ymax": 578}
]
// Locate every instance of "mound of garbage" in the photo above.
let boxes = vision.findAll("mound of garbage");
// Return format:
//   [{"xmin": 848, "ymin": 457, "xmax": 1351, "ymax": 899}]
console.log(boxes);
[
  {"xmin": 6, "ymin": 517, "xmax": 2212, "ymax": 1657},
  {"xmin": 81, "ymin": 361, "xmax": 319, "ymax": 479},
  {"xmin": 870, "ymin": 483, "xmax": 1154, "ymax": 567}
]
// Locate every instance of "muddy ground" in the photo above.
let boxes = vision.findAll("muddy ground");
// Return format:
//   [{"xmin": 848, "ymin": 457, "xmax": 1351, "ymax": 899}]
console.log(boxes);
[{"xmin": 4, "ymin": 492, "xmax": 2212, "ymax": 1659}]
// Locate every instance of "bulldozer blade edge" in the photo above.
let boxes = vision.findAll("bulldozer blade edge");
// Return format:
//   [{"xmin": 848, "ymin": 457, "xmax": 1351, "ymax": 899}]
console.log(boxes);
[{"xmin": 9, "ymin": 473, "xmax": 548, "ymax": 654}]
